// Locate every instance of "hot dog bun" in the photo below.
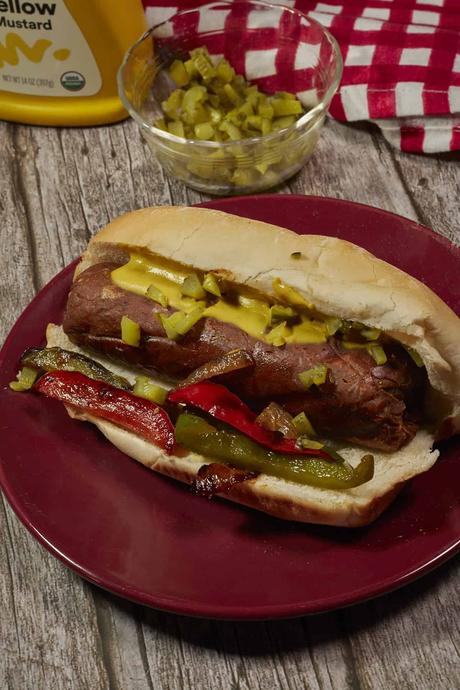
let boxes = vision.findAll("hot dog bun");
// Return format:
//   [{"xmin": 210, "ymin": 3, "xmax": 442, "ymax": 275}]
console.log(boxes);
[
  {"xmin": 46, "ymin": 323, "xmax": 439, "ymax": 527},
  {"xmin": 42, "ymin": 205, "xmax": 460, "ymax": 526},
  {"xmin": 76, "ymin": 206, "xmax": 460, "ymax": 439}
]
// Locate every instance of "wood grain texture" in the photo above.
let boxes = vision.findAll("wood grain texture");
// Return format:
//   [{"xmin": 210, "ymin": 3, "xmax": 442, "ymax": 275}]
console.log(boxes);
[{"xmin": 1, "ymin": 116, "xmax": 459, "ymax": 690}]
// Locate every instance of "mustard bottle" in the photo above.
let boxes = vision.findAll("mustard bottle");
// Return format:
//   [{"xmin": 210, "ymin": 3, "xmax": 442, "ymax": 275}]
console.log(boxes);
[{"xmin": 0, "ymin": 0, "xmax": 147, "ymax": 126}]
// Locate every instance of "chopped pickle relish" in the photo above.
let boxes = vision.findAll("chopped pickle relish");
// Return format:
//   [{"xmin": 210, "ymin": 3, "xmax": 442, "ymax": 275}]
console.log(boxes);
[{"xmin": 155, "ymin": 46, "xmax": 304, "ymax": 142}]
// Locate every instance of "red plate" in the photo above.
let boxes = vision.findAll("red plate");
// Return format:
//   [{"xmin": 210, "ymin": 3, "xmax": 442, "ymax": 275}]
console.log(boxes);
[{"xmin": 1, "ymin": 195, "xmax": 459, "ymax": 620}]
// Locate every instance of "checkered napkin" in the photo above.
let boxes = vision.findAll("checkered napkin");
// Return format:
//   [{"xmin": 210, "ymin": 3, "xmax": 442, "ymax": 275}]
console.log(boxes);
[{"xmin": 142, "ymin": 0, "xmax": 460, "ymax": 153}]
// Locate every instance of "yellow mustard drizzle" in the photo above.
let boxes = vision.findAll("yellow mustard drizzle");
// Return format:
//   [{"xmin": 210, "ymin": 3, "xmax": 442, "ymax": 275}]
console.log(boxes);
[
  {"xmin": 111, "ymin": 253, "xmax": 200, "ymax": 313},
  {"xmin": 111, "ymin": 253, "xmax": 327, "ymax": 344},
  {"xmin": 204, "ymin": 300, "xmax": 270, "ymax": 340}
]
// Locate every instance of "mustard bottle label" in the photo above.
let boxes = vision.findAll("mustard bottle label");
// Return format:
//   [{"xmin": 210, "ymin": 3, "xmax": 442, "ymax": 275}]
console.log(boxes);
[{"xmin": 0, "ymin": 0, "xmax": 102, "ymax": 97}]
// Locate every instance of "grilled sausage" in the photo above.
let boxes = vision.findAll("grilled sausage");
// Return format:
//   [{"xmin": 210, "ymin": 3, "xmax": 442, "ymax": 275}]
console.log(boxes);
[{"xmin": 63, "ymin": 263, "xmax": 426, "ymax": 451}]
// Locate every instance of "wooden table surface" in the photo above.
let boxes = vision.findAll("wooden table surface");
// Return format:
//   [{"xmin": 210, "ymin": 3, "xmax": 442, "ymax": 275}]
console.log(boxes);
[{"xmin": 1, "ymin": 116, "xmax": 459, "ymax": 690}]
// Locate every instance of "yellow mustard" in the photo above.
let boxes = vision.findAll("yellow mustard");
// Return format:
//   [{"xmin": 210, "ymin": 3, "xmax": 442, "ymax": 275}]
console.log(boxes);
[
  {"xmin": 0, "ymin": 0, "xmax": 146, "ymax": 125},
  {"xmin": 111, "ymin": 253, "xmax": 328, "ymax": 346}
]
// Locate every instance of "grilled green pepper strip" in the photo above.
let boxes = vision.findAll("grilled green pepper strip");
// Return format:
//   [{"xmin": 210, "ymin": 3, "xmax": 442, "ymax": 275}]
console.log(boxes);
[
  {"xmin": 20, "ymin": 347, "xmax": 131, "ymax": 390},
  {"xmin": 175, "ymin": 413, "xmax": 374, "ymax": 490}
]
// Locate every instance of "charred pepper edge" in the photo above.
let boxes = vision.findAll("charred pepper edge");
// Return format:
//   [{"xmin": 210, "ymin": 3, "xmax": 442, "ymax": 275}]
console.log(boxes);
[
  {"xmin": 10, "ymin": 356, "xmax": 375, "ymax": 491},
  {"xmin": 19, "ymin": 346, "xmax": 132, "ymax": 390},
  {"xmin": 33, "ymin": 370, "xmax": 176, "ymax": 455},
  {"xmin": 168, "ymin": 381, "xmax": 345, "ymax": 463},
  {"xmin": 175, "ymin": 413, "xmax": 375, "ymax": 490}
]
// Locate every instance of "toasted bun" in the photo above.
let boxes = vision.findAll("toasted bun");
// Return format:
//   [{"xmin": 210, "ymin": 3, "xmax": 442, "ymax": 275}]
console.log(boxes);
[
  {"xmin": 76, "ymin": 206, "xmax": 460, "ymax": 438},
  {"xmin": 73, "ymin": 412, "xmax": 438, "ymax": 528},
  {"xmin": 46, "ymin": 324, "xmax": 439, "ymax": 527},
  {"xmin": 53, "ymin": 206, "xmax": 458, "ymax": 526},
  {"xmin": 47, "ymin": 325, "xmax": 438, "ymax": 529},
  {"xmin": 85, "ymin": 415, "xmax": 440, "ymax": 527}
]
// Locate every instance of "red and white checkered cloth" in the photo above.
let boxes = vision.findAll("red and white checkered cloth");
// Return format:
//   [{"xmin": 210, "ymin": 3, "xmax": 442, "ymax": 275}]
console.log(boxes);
[{"xmin": 142, "ymin": 0, "xmax": 460, "ymax": 153}]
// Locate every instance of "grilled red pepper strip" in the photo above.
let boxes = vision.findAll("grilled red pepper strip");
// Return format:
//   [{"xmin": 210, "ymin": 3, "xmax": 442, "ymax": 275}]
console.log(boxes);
[
  {"xmin": 35, "ymin": 371, "xmax": 175, "ymax": 454},
  {"xmin": 168, "ymin": 381, "xmax": 335, "ymax": 461}
]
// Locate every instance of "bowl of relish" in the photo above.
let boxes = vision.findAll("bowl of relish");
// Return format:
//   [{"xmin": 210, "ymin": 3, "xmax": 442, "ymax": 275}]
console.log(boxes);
[{"xmin": 118, "ymin": 1, "xmax": 342, "ymax": 196}]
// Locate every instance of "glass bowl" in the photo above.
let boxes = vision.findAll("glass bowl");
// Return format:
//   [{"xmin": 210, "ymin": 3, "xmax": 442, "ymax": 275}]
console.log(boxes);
[{"xmin": 118, "ymin": 0, "xmax": 342, "ymax": 196}]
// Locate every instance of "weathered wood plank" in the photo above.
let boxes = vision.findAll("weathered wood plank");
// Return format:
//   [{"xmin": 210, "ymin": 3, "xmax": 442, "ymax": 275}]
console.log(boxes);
[
  {"xmin": 289, "ymin": 120, "xmax": 417, "ymax": 222},
  {"xmin": 88, "ymin": 595, "xmax": 354, "ymax": 690},
  {"xmin": 0, "ymin": 123, "xmax": 36, "ymax": 331},
  {"xmin": 344, "ymin": 557, "xmax": 460, "ymax": 690},
  {"xmin": 0, "ymin": 500, "xmax": 111, "ymax": 690},
  {"xmin": 388, "ymin": 147, "xmax": 460, "ymax": 244},
  {"xmin": 1, "ymin": 114, "xmax": 460, "ymax": 690},
  {"xmin": 9, "ymin": 126, "xmax": 89, "ymax": 285},
  {"xmin": 297, "ymin": 120, "xmax": 460, "ymax": 244},
  {"xmin": 0, "ymin": 123, "xmax": 106, "ymax": 690}
]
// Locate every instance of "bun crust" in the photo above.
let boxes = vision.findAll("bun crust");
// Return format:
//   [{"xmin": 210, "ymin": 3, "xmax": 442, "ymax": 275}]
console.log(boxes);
[
  {"xmin": 72, "ymin": 412, "xmax": 438, "ymax": 527},
  {"xmin": 77, "ymin": 206, "xmax": 460, "ymax": 437},
  {"xmin": 50, "ymin": 206, "xmax": 458, "ymax": 526}
]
